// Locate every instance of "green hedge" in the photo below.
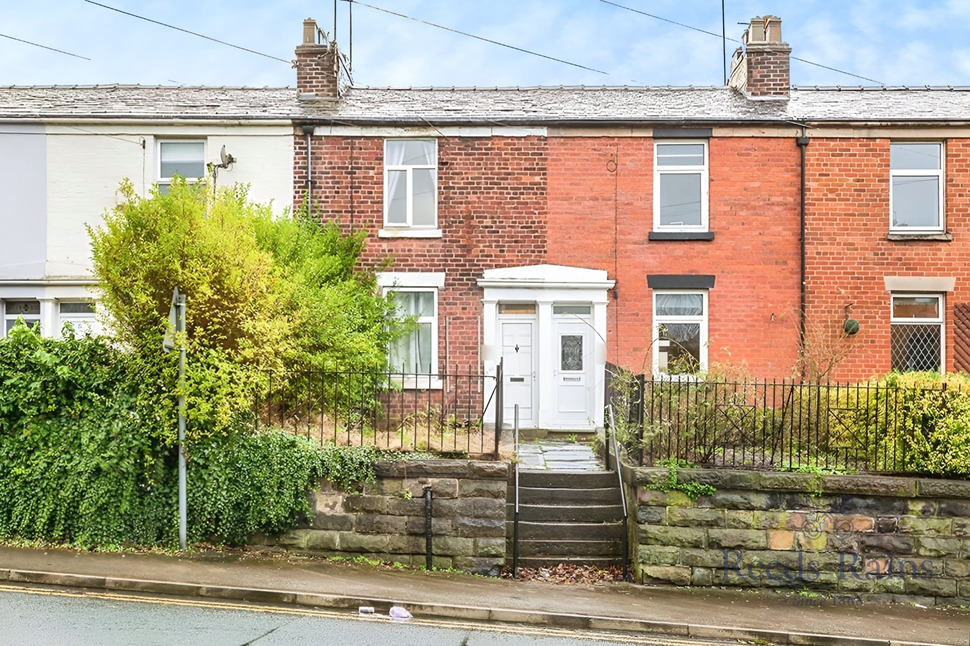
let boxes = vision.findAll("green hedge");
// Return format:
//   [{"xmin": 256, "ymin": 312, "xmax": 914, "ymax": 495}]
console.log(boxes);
[
  {"xmin": 0, "ymin": 327, "xmax": 380, "ymax": 548},
  {"xmin": 853, "ymin": 372, "xmax": 970, "ymax": 476}
]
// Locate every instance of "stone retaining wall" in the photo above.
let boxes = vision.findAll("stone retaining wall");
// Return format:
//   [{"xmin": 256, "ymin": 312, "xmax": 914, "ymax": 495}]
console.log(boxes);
[
  {"xmin": 263, "ymin": 460, "xmax": 509, "ymax": 575},
  {"xmin": 624, "ymin": 465, "xmax": 970, "ymax": 606}
]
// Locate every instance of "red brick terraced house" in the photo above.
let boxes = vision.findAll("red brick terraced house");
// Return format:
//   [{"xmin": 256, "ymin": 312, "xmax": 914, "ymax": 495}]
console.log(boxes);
[{"xmin": 291, "ymin": 16, "xmax": 970, "ymax": 432}]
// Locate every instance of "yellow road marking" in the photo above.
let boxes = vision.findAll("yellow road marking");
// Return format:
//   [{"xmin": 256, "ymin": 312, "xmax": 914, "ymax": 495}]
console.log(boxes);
[{"xmin": 0, "ymin": 583, "xmax": 714, "ymax": 645}]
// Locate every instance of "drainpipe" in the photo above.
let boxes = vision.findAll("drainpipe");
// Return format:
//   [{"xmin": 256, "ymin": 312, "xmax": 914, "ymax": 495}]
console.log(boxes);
[
  {"xmin": 796, "ymin": 127, "xmax": 810, "ymax": 373},
  {"xmin": 302, "ymin": 125, "xmax": 314, "ymax": 212}
]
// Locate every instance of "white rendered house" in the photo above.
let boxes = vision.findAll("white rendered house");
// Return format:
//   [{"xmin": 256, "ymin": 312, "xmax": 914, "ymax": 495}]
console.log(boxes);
[{"xmin": 0, "ymin": 86, "xmax": 296, "ymax": 337}]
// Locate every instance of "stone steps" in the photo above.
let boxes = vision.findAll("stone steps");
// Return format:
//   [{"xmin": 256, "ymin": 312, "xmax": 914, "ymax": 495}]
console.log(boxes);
[
  {"xmin": 507, "ymin": 468, "xmax": 627, "ymax": 568},
  {"xmin": 508, "ymin": 503, "xmax": 625, "ymax": 523}
]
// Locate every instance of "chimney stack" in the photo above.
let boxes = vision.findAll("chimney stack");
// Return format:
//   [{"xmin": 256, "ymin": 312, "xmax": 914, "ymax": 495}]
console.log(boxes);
[
  {"xmin": 295, "ymin": 18, "xmax": 339, "ymax": 101},
  {"xmin": 728, "ymin": 15, "xmax": 791, "ymax": 99}
]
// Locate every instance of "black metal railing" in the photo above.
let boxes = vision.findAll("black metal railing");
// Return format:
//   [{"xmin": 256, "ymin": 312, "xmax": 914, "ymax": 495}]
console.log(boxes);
[
  {"xmin": 606, "ymin": 404, "xmax": 630, "ymax": 582},
  {"xmin": 605, "ymin": 374, "xmax": 966, "ymax": 474},
  {"xmin": 257, "ymin": 364, "xmax": 502, "ymax": 457}
]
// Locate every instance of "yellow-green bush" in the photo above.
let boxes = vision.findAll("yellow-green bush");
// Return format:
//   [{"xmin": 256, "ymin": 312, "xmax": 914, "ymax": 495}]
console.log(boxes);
[{"xmin": 834, "ymin": 372, "xmax": 970, "ymax": 476}]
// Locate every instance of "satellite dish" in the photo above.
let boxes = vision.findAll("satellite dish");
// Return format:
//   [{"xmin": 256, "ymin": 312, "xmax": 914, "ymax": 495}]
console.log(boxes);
[{"xmin": 219, "ymin": 145, "xmax": 236, "ymax": 167}]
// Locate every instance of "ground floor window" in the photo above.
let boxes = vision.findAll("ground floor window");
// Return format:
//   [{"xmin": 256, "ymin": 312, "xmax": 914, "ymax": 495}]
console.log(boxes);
[
  {"xmin": 3, "ymin": 300, "xmax": 40, "ymax": 336},
  {"xmin": 890, "ymin": 293, "xmax": 943, "ymax": 372},
  {"xmin": 653, "ymin": 290, "xmax": 707, "ymax": 375},
  {"xmin": 58, "ymin": 301, "xmax": 99, "ymax": 337},
  {"xmin": 387, "ymin": 289, "xmax": 437, "ymax": 374}
]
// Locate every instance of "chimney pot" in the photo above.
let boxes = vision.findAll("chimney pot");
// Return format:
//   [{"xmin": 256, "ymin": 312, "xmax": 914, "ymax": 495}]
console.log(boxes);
[
  {"xmin": 303, "ymin": 19, "xmax": 317, "ymax": 45},
  {"xmin": 747, "ymin": 16, "xmax": 766, "ymax": 43},
  {"xmin": 763, "ymin": 15, "xmax": 783, "ymax": 43}
]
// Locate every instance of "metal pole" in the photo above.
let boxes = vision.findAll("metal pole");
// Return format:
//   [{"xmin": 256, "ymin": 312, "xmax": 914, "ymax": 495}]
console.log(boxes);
[
  {"xmin": 424, "ymin": 485, "xmax": 433, "ymax": 570},
  {"xmin": 721, "ymin": 0, "xmax": 727, "ymax": 85},
  {"xmin": 177, "ymin": 291, "xmax": 187, "ymax": 552},
  {"xmin": 512, "ymin": 404, "xmax": 520, "ymax": 577}
]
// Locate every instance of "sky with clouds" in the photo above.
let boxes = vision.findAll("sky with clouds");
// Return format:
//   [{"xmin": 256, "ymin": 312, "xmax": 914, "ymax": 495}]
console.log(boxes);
[{"xmin": 3, "ymin": 1, "xmax": 970, "ymax": 89}]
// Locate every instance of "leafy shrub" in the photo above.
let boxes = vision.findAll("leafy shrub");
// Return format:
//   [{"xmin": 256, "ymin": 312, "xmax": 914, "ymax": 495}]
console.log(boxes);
[
  {"xmin": 0, "ymin": 326, "xmax": 166, "ymax": 546},
  {"xmin": 88, "ymin": 180, "xmax": 397, "ymax": 442},
  {"xmin": 0, "ymin": 329, "xmax": 386, "ymax": 548},
  {"xmin": 640, "ymin": 378, "xmax": 778, "ymax": 467},
  {"xmin": 843, "ymin": 372, "xmax": 970, "ymax": 476}
]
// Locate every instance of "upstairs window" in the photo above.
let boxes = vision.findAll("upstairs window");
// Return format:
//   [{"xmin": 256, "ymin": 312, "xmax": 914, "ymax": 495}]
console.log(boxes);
[
  {"xmin": 384, "ymin": 139, "xmax": 437, "ymax": 230},
  {"xmin": 890, "ymin": 143, "xmax": 943, "ymax": 233},
  {"xmin": 654, "ymin": 141, "xmax": 708, "ymax": 232},
  {"xmin": 158, "ymin": 140, "xmax": 205, "ymax": 193},
  {"xmin": 890, "ymin": 294, "xmax": 943, "ymax": 372},
  {"xmin": 653, "ymin": 291, "xmax": 708, "ymax": 375}
]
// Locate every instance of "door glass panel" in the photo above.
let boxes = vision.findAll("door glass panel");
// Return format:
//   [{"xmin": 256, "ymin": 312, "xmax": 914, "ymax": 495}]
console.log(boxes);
[
  {"xmin": 499, "ymin": 303, "xmax": 536, "ymax": 315},
  {"xmin": 59, "ymin": 302, "xmax": 95, "ymax": 314},
  {"xmin": 553, "ymin": 304, "xmax": 591, "ymax": 316},
  {"xmin": 561, "ymin": 335, "xmax": 583, "ymax": 371}
]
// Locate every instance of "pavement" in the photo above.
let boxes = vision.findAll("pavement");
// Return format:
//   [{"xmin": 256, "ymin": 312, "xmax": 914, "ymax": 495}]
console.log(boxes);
[{"xmin": 0, "ymin": 545, "xmax": 967, "ymax": 646}]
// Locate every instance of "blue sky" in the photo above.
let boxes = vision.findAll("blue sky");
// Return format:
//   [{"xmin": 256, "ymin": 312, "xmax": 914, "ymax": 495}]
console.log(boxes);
[{"xmin": 3, "ymin": 1, "xmax": 970, "ymax": 88}]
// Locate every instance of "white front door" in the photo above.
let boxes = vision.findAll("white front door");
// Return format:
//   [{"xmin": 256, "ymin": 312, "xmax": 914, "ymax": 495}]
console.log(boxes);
[
  {"xmin": 552, "ymin": 315, "xmax": 595, "ymax": 428},
  {"xmin": 501, "ymin": 320, "xmax": 536, "ymax": 427}
]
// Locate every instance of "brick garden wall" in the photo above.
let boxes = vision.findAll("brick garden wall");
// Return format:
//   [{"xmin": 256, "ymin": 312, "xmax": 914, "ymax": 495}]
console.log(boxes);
[
  {"xmin": 625, "ymin": 464, "xmax": 970, "ymax": 605},
  {"xmin": 262, "ymin": 460, "xmax": 509, "ymax": 575}
]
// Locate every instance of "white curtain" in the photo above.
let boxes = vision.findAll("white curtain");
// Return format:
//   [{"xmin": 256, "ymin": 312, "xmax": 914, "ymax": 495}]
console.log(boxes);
[{"xmin": 656, "ymin": 293, "xmax": 703, "ymax": 316}]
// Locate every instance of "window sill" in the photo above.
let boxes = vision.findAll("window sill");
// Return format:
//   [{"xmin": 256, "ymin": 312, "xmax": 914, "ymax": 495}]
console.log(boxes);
[
  {"xmin": 391, "ymin": 376, "xmax": 444, "ymax": 390},
  {"xmin": 649, "ymin": 231, "xmax": 715, "ymax": 241},
  {"xmin": 886, "ymin": 232, "xmax": 952, "ymax": 242},
  {"xmin": 379, "ymin": 228, "xmax": 443, "ymax": 239}
]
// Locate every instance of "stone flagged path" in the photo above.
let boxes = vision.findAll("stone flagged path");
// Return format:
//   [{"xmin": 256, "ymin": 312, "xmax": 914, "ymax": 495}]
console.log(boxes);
[{"xmin": 516, "ymin": 439, "xmax": 603, "ymax": 471}]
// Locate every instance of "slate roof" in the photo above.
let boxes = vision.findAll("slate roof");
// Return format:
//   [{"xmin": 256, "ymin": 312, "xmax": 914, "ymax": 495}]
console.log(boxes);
[
  {"xmin": 0, "ymin": 86, "xmax": 300, "ymax": 120},
  {"xmin": 314, "ymin": 86, "xmax": 970, "ymax": 125},
  {"xmin": 2, "ymin": 84, "xmax": 970, "ymax": 125}
]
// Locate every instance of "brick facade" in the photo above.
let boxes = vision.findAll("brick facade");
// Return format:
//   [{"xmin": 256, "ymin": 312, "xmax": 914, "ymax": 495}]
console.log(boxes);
[
  {"xmin": 546, "ymin": 136, "xmax": 802, "ymax": 376},
  {"xmin": 298, "ymin": 134, "xmax": 549, "ymax": 373},
  {"xmin": 297, "ymin": 130, "xmax": 806, "ymax": 380},
  {"xmin": 805, "ymin": 137, "xmax": 970, "ymax": 380},
  {"xmin": 291, "ymin": 14, "xmax": 969, "ymax": 389}
]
